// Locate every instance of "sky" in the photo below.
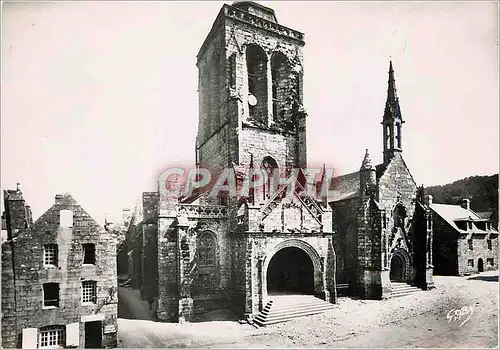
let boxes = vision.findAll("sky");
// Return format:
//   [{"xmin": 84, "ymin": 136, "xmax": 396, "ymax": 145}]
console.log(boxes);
[{"xmin": 1, "ymin": 1, "xmax": 498, "ymax": 226}]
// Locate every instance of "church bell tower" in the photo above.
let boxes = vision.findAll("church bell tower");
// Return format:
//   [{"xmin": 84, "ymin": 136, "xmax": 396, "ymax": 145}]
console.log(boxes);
[{"xmin": 195, "ymin": 1, "xmax": 308, "ymax": 185}]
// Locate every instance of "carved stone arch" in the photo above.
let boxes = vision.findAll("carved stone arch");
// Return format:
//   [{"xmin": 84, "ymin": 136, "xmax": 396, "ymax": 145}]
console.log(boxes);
[
  {"xmin": 262, "ymin": 239, "xmax": 323, "ymax": 300},
  {"xmin": 389, "ymin": 247, "xmax": 410, "ymax": 282}
]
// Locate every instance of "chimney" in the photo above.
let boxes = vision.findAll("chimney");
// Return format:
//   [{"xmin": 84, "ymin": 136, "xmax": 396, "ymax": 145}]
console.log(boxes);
[
  {"xmin": 55, "ymin": 194, "xmax": 64, "ymax": 205},
  {"xmin": 3, "ymin": 187, "xmax": 28, "ymax": 240},
  {"xmin": 461, "ymin": 198, "xmax": 470, "ymax": 211},
  {"xmin": 425, "ymin": 194, "xmax": 433, "ymax": 207},
  {"xmin": 25, "ymin": 205, "xmax": 33, "ymax": 227}
]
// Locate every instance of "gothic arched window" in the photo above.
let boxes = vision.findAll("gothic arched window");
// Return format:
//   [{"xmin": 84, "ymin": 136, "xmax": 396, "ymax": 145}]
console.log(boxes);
[
  {"xmin": 270, "ymin": 52, "xmax": 290, "ymax": 123},
  {"xmin": 246, "ymin": 44, "xmax": 268, "ymax": 124},
  {"xmin": 198, "ymin": 232, "xmax": 216, "ymax": 267},
  {"xmin": 261, "ymin": 156, "xmax": 279, "ymax": 199}
]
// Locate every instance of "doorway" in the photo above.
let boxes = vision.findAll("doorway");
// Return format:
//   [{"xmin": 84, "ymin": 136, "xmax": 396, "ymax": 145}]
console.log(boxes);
[
  {"xmin": 266, "ymin": 247, "xmax": 314, "ymax": 295},
  {"xmin": 390, "ymin": 254, "xmax": 406, "ymax": 282},
  {"xmin": 478, "ymin": 258, "xmax": 484, "ymax": 273},
  {"xmin": 84, "ymin": 321, "xmax": 102, "ymax": 348}
]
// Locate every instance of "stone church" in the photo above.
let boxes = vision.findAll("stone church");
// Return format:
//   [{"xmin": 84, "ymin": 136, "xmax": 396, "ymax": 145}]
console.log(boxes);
[{"xmin": 122, "ymin": 0, "xmax": 434, "ymax": 324}]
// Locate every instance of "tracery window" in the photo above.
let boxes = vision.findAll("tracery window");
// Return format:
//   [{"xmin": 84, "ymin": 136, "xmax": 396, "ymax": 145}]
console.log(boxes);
[{"xmin": 198, "ymin": 232, "xmax": 216, "ymax": 267}]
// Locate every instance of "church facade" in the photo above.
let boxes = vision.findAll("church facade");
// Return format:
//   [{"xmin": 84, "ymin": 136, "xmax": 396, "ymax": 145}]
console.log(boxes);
[{"xmin": 121, "ymin": 1, "xmax": 434, "ymax": 324}]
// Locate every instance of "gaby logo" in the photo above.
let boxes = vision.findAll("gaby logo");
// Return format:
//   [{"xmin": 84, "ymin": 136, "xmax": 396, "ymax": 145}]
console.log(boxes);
[{"xmin": 157, "ymin": 167, "xmax": 340, "ymax": 201}]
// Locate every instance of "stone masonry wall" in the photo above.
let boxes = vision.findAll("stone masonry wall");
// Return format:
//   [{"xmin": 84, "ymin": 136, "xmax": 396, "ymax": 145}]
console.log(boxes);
[
  {"xmin": 141, "ymin": 192, "xmax": 159, "ymax": 303},
  {"xmin": 457, "ymin": 235, "xmax": 498, "ymax": 275},
  {"xmin": 377, "ymin": 153, "xmax": 418, "ymax": 268},
  {"xmin": 432, "ymin": 214, "xmax": 459, "ymax": 275},
  {"xmin": 331, "ymin": 197, "xmax": 359, "ymax": 287}
]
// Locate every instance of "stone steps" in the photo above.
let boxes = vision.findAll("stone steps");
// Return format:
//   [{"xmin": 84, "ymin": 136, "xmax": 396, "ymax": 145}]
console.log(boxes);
[
  {"xmin": 254, "ymin": 295, "xmax": 336, "ymax": 326},
  {"xmin": 391, "ymin": 282, "xmax": 422, "ymax": 298}
]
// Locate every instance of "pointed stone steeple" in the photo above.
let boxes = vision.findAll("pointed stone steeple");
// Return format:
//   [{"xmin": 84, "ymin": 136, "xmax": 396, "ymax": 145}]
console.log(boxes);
[
  {"xmin": 360, "ymin": 149, "xmax": 377, "ymax": 196},
  {"xmin": 360, "ymin": 149, "xmax": 375, "ymax": 171},
  {"xmin": 382, "ymin": 61, "xmax": 405, "ymax": 164}
]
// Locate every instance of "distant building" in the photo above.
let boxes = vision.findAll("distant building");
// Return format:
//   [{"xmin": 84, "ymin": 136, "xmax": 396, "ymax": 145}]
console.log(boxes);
[
  {"xmin": 431, "ymin": 198, "xmax": 499, "ymax": 276},
  {"xmin": 1, "ymin": 188, "xmax": 118, "ymax": 349}
]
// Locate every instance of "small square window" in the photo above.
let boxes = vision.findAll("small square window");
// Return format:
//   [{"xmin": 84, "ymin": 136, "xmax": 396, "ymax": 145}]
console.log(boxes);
[
  {"xmin": 83, "ymin": 243, "xmax": 96, "ymax": 265},
  {"xmin": 82, "ymin": 281, "xmax": 97, "ymax": 304},
  {"xmin": 43, "ymin": 283, "xmax": 59, "ymax": 307},
  {"xmin": 43, "ymin": 244, "xmax": 58, "ymax": 267},
  {"xmin": 487, "ymin": 258, "xmax": 494, "ymax": 266},
  {"xmin": 467, "ymin": 259, "xmax": 474, "ymax": 267}
]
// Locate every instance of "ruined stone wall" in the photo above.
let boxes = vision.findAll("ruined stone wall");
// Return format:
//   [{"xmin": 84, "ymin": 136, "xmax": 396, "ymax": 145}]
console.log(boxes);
[{"xmin": 1, "ymin": 195, "xmax": 118, "ymax": 348}]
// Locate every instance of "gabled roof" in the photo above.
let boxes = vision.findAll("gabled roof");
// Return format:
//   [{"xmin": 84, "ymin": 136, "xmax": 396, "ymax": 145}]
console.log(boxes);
[
  {"xmin": 430, "ymin": 203, "xmax": 498, "ymax": 234},
  {"xmin": 329, "ymin": 171, "xmax": 360, "ymax": 202}
]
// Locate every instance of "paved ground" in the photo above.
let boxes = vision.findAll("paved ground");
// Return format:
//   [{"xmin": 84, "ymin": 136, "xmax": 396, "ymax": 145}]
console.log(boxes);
[{"xmin": 117, "ymin": 270, "xmax": 499, "ymax": 348}]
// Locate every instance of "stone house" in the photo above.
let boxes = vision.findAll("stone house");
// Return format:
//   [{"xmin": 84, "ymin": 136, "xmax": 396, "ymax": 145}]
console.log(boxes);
[
  {"xmin": 431, "ymin": 198, "xmax": 499, "ymax": 276},
  {"xmin": 329, "ymin": 62, "xmax": 435, "ymax": 299},
  {"xmin": 1, "ymin": 188, "xmax": 118, "ymax": 349}
]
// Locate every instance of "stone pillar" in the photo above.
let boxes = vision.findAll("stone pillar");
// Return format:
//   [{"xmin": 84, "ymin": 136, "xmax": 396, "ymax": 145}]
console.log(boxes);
[
  {"xmin": 177, "ymin": 224, "xmax": 193, "ymax": 323},
  {"xmin": 322, "ymin": 205, "xmax": 333, "ymax": 233},
  {"xmin": 258, "ymin": 256, "xmax": 265, "ymax": 311},
  {"xmin": 327, "ymin": 235, "xmax": 337, "ymax": 304},
  {"xmin": 156, "ymin": 179, "xmax": 180, "ymax": 322},
  {"xmin": 425, "ymin": 210, "xmax": 435, "ymax": 289},
  {"xmin": 156, "ymin": 217, "xmax": 179, "ymax": 322},
  {"xmin": 244, "ymin": 237, "xmax": 256, "ymax": 321},
  {"xmin": 266, "ymin": 54, "xmax": 273, "ymax": 128}
]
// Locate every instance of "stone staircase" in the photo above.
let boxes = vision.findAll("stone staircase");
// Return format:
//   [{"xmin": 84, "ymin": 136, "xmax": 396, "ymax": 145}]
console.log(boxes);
[
  {"xmin": 253, "ymin": 295, "xmax": 336, "ymax": 327},
  {"xmin": 391, "ymin": 282, "xmax": 422, "ymax": 298}
]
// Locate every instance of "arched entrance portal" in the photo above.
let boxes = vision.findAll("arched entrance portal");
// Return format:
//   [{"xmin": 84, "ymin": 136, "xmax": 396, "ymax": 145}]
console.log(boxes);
[
  {"xmin": 390, "ymin": 255, "xmax": 405, "ymax": 281},
  {"xmin": 266, "ymin": 247, "xmax": 314, "ymax": 295},
  {"xmin": 478, "ymin": 258, "xmax": 484, "ymax": 272},
  {"xmin": 390, "ymin": 249, "xmax": 409, "ymax": 282}
]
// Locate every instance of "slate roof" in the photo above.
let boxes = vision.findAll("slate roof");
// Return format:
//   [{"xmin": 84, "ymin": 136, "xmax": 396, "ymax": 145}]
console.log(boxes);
[
  {"xmin": 476, "ymin": 211, "xmax": 493, "ymax": 220},
  {"xmin": 329, "ymin": 171, "xmax": 360, "ymax": 202},
  {"xmin": 329, "ymin": 161, "xmax": 392, "ymax": 203},
  {"xmin": 430, "ymin": 203, "xmax": 498, "ymax": 235}
]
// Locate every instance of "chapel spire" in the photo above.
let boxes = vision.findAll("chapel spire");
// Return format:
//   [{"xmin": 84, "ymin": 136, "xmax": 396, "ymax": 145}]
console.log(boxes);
[{"xmin": 382, "ymin": 61, "xmax": 404, "ymax": 164}]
